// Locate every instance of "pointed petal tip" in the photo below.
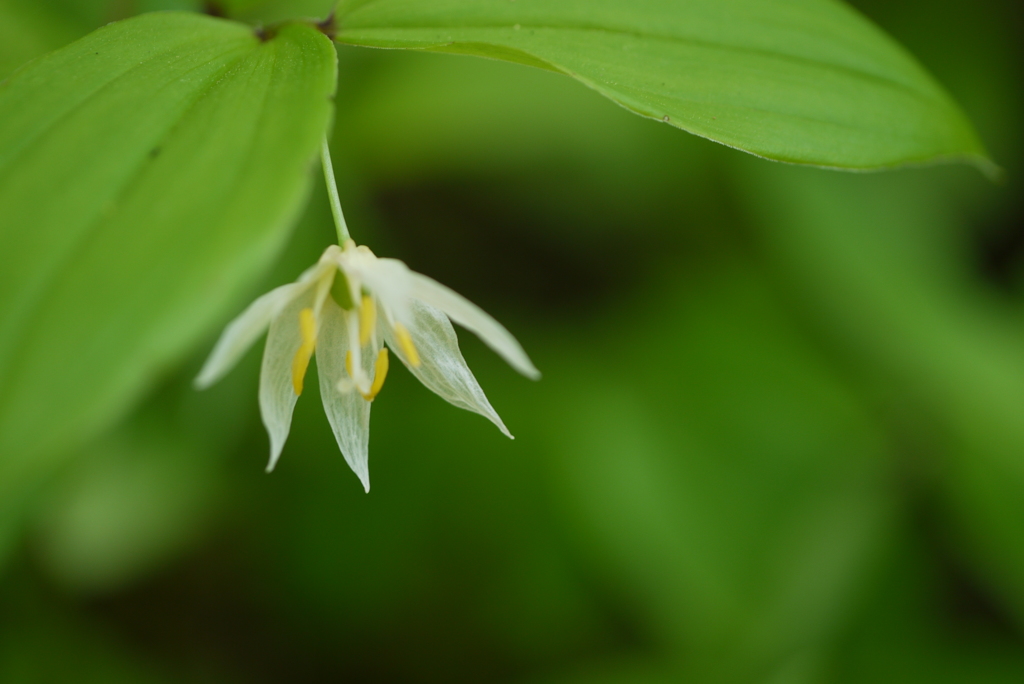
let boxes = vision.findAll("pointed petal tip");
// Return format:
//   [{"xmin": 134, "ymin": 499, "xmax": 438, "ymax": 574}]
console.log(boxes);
[
  {"xmin": 406, "ymin": 272, "xmax": 541, "ymax": 380},
  {"xmin": 492, "ymin": 417, "xmax": 514, "ymax": 440},
  {"xmin": 266, "ymin": 446, "xmax": 283, "ymax": 473},
  {"xmin": 193, "ymin": 364, "xmax": 221, "ymax": 391},
  {"xmin": 506, "ymin": 352, "xmax": 540, "ymax": 380}
]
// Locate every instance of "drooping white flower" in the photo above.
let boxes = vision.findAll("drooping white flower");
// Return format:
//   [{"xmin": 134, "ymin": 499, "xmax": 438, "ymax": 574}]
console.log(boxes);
[{"xmin": 195, "ymin": 240, "xmax": 539, "ymax": 492}]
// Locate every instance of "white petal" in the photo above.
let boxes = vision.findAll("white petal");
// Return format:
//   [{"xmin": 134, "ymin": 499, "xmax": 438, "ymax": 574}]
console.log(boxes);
[
  {"xmin": 194, "ymin": 280, "xmax": 308, "ymax": 390},
  {"xmin": 383, "ymin": 298, "xmax": 514, "ymax": 438},
  {"xmin": 347, "ymin": 255, "xmax": 414, "ymax": 323},
  {"xmin": 316, "ymin": 296, "xmax": 374, "ymax": 492},
  {"xmin": 258, "ymin": 287, "xmax": 317, "ymax": 472},
  {"xmin": 407, "ymin": 272, "xmax": 540, "ymax": 380}
]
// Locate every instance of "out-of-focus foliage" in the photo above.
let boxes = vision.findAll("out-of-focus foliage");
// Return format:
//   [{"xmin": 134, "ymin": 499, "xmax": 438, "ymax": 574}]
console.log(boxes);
[{"xmin": 0, "ymin": 0, "xmax": 1022, "ymax": 683}]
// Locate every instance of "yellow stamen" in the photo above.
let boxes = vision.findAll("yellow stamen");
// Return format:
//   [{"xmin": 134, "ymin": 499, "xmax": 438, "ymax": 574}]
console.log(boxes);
[
  {"xmin": 291, "ymin": 308, "xmax": 317, "ymax": 395},
  {"xmin": 361, "ymin": 349, "xmax": 390, "ymax": 402},
  {"xmin": 393, "ymin": 322, "xmax": 421, "ymax": 367},
  {"xmin": 359, "ymin": 295, "xmax": 376, "ymax": 347},
  {"xmin": 345, "ymin": 350, "xmax": 353, "ymax": 378}
]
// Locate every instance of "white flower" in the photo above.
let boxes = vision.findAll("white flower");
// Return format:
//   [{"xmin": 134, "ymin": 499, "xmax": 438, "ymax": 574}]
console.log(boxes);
[{"xmin": 195, "ymin": 240, "xmax": 539, "ymax": 492}]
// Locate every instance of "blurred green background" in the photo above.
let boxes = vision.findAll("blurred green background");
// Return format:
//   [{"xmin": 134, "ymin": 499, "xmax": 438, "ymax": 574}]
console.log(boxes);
[{"xmin": 2, "ymin": 0, "xmax": 1023, "ymax": 682}]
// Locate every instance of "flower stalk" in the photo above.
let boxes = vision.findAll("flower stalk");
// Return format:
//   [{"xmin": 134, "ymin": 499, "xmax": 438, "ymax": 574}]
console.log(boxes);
[{"xmin": 321, "ymin": 137, "xmax": 350, "ymax": 243}]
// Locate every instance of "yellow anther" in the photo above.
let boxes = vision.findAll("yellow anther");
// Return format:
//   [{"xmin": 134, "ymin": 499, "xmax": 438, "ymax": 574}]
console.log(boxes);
[
  {"xmin": 291, "ymin": 308, "xmax": 317, "ymax": 395},
  {"xmin": 359, "ymin": 295, "xmax": 376, "ymax": 347},
  {"xmin": 361, "ymin": 349, "xmax": 390, "ymax": 402},
  {"xmin": 393, "ymin": 322, "xmax": 421, "ymax": 367},
  {"xmin": 344, "ymin": 348, "xmax": 389, "ymax": 401}
]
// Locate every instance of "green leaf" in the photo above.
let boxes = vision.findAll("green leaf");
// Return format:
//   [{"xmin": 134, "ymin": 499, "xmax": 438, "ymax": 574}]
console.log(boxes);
[
  {"xmin": 334, "ymin": 0, "xmax": 992, "ymax": 172},
  {"xmin": 0, "ymin": 13, "xmax": 337, "ymax": 506}
]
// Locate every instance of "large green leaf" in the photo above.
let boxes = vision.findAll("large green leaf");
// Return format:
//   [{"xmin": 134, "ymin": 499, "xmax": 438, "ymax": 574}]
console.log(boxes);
[
  {"xmin": 334, "ymin": 0, "xmax": 991, "ymax": 172},
  {"xmin": 0, "ymin": 13, "xmax": 336, "ymax": 513}
]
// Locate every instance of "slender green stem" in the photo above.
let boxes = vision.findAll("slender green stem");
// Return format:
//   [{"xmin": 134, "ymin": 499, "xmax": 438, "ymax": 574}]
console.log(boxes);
[{"xmin": 321, "ymin": 137, "xmax": 351, "ymax": 244}]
